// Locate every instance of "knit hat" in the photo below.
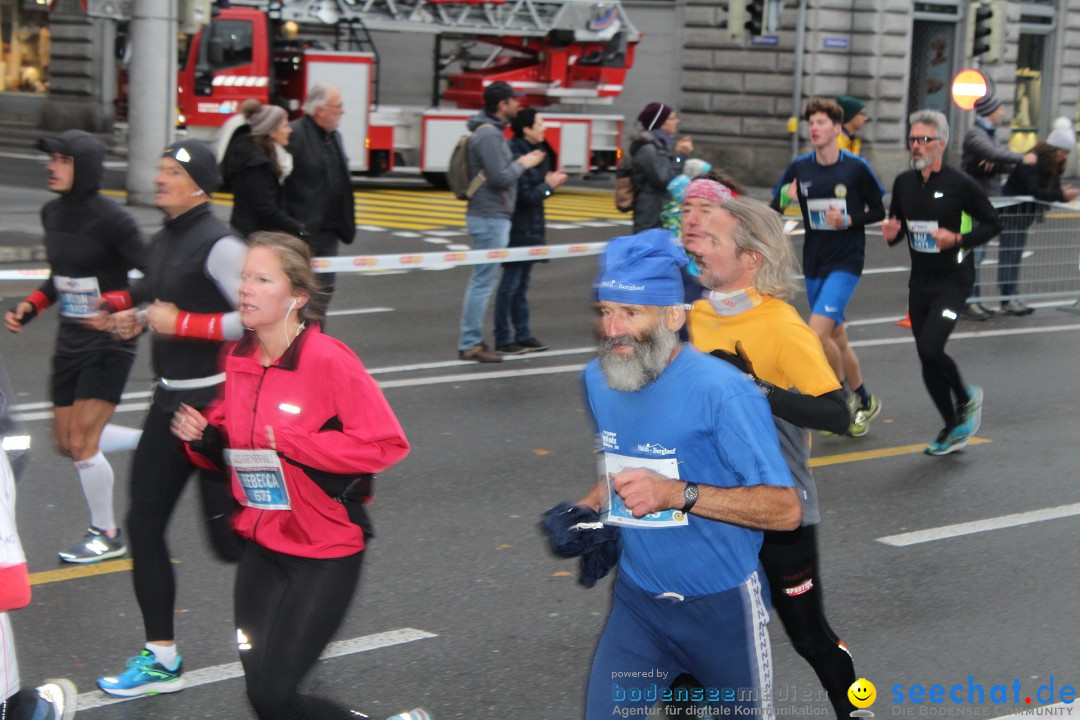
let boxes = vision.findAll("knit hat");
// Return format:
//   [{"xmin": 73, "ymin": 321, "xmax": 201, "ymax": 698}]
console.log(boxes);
[
  {"xmin": 596, "ymin": 229, "xmax": 688, "ymax": 306},
  {"xmin": 638, "ymin": 102, "xmax": 673, "ymax": 132},
  {"xmin": 247, "ymin": 103, "xmax": 287, "ymax": 136},
  {"xmin": 974, "ymin": 93, "xmax": 1002, "ymax": 117},
  {"xmin": 836, "ymin": 95, "xmax": 865, "ymax": 124},
  {"xmin": 162, "ymin": 140, "xmax": 221, "ymax": 196},
  {"xmin": 1046, "ymin": 126, "xmax": 1076, "ymax": 152}
]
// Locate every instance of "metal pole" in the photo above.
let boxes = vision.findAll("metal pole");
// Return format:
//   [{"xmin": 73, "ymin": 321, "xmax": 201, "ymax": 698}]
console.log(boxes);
[
  {"xmin": 127, "ymin": 0, "xmax": 177, "ymax": 206},
  {"xmin": 789, "ymin": 0, "xmax": 807, "ymax": 160}
]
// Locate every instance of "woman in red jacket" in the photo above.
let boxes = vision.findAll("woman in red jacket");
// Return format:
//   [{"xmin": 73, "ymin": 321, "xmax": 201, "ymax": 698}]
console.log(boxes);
[{"xmin": 172, "ymin": 233, "xmax": 410, "ymax": 720}]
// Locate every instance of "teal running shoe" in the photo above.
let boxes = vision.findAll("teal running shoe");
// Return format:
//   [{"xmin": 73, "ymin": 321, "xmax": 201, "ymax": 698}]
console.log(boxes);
[{"xmin": 98, "ymin": 650, "xmax": 184, "ymax": 697}]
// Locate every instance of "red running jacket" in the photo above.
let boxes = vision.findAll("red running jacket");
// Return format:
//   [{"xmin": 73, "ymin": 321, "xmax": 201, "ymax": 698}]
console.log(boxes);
[{"xmin": 188, "ymin": 325, "xmax": 409, "ymax": 558}]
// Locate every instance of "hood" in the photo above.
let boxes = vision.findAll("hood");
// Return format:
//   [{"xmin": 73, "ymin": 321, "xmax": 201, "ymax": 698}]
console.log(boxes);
[
  {"xmin": 467, "ymin": 112, "xmax": 506, "ymax": 132},
  {"xmin": 39, "ymin": 129, "xmax": 104, "ymax": 195}
]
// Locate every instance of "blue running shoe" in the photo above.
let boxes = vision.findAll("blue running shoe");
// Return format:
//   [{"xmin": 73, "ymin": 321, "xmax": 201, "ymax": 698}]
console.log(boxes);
[
  {"xmin": 925, "ymin": 426, "xmax": 969, "ymax": 456},
  {"xmin": 959, "ymin": 385, "xmax": 983, "ymax": 436},
  {"xmin": 98, "ymin": 650, "xmax": 184, "ymax": 697}
]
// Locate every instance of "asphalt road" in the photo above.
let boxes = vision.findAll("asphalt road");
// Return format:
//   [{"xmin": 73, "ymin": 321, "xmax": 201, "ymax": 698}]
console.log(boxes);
[{"xmin": 0, "ymin": 163, "xmax": 1079, "ymax": 720}]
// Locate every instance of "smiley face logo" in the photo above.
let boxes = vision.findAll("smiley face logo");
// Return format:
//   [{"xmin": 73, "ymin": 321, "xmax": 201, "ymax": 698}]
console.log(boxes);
[{"xmin": 848, "ymin": 678, "xmax": 876, "ymax": 709}]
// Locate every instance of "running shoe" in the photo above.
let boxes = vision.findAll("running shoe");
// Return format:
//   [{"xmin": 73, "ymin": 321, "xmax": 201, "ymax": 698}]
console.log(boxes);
[
  {"xmin": 36, "ymin": 678, "xmax": 77, "ymax": 719},
  {"xmin": 58, "ymin": 526, "xmax": 126, "ymax": 564},
  {"xmin": 386, "ymin": 710, "xmax": 432, "ymax": 720},
  {"xmin": 924, "ymin": 426, "xmax": 968, "ymax": 456},
  {"xmin": 98, "ymin": 650, "xmax": 184, "ymax": 697},
  {"xmin": 848, "ymin": 395, "xmax": 882, "ymax": 437},
  {"xmin": 821, "ymin": 392, "xmax": 858, "ymax": 438},
  {"xmin": 957, "ymin": 384, "xmax": 984, "ymax": 436},
  {"xmin": 516, "ymin": 338, "xmax": 549, "ymax": 352}
]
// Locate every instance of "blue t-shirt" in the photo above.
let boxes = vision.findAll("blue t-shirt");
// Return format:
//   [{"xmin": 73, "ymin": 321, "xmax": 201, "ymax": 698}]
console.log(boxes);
[
  {"xmin": 584, "ymin": 345, "xmax": 795, "ymax": 597},
  {"xmin": 773, "ymin": 151, "xmax": 886, "ymax": 279}
]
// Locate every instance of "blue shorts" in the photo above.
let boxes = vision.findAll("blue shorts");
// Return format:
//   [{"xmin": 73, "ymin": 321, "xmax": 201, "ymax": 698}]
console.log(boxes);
[
  {"xmin": 586, "ymin": 571, "xmax": 774, "ymax": 718},
  {"xmin": 805, "ymin": 271, "xmax": 861, "ymax": 323}
]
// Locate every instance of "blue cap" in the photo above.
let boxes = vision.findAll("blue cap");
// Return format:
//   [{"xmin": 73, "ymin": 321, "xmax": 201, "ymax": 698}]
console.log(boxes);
[{"xmin": 596, "ymin": 229, "xmax": 688, "ymax": 306}]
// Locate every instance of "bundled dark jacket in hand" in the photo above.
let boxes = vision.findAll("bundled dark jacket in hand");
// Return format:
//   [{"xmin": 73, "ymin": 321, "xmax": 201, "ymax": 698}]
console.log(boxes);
[{"xmin": 223, "ymin": 127, "xmax": 306, "ymax": 239}]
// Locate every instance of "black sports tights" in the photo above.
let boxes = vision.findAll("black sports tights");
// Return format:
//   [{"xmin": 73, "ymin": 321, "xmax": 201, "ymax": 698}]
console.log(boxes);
[
  {"xmin": 127, "ymin": 402, "xmax": 243, "ymax": 641},
  {"xmin": 760, "ymin": 524, "xmax": 856, "ymax": 719},
  {"xmin": 235, "ymin": 541, "xmax": 364, "ymax": 720},
  {"xmin": 908, "ymin": 287, "xmax": 969, "ymax": 429}
]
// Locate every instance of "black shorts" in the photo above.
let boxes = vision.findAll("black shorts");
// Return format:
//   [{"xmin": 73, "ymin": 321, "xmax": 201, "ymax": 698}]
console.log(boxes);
[{"xmin": 51, "ymin": 351, "xmax": 135, "ymax": 407}]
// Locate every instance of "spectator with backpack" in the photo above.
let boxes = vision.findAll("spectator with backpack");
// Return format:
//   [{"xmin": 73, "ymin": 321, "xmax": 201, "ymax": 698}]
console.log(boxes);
[
  {"xmin": 456, "ymin": 81, "xmax": 545, "ymax": 363},
  {"xmin": 627, "ymin": 102, "xmax": 694, "ymax": 233}
]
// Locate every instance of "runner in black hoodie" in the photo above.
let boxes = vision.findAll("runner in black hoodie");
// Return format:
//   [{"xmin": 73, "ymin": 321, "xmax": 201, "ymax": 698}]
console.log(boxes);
[{"xmin": 4, "ymin": 129, "xmax": 145, "ymax": 564}]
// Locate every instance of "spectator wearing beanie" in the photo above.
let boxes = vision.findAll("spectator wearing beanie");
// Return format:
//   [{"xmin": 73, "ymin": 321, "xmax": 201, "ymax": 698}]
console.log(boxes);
[
  {"xmin": 958, "ymin": 92, "xmax": 1038, "ymax": 320},
  {"xmin": 628, "ymin": 102, "xmax": 694, "ymax": 233},
  {"xmin": 223, "ymin": 99, "xmax": 306, "ymax": 239},
  {"xmin": 997, "ymin": 125, "xmax": 1080, "ymax": 316},
  {"xmin": 836, "ymin": 95, "xmax": 869, "ymax": 155}
]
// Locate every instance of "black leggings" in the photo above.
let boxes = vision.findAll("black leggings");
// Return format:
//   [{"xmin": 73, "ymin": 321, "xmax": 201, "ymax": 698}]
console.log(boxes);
[
  {"xmin": 235, "ymin": 542, "xmax": 364, "ymax": 720},
  {"xmin": 760, "ymin": 524, "xmax": 855, "ymax": 719},
  {"xmin": 908, "ymin": 287, "xmax": 969, "ymax": 429},
  {"xmin": 128, "ymin": 402, "xmax": 243, "ymax": 641}
]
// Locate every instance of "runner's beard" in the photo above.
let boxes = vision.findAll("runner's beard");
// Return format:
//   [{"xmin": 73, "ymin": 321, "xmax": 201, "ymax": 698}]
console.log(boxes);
[{"xmin": 598, "ymin": 322, "xmax": 679, "ymax": 392}]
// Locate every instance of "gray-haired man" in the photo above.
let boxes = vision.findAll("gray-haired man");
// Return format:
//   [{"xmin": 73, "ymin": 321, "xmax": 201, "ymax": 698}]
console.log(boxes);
[{"xmin": 283, "ymin": 83, "xmax": 355, "ymax": 314}]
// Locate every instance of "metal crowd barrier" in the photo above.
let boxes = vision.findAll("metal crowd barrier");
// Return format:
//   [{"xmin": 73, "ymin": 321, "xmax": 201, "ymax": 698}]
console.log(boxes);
[{"xmin": 972, "ymin": 197, "xmax": 1080, "ymax": 308}]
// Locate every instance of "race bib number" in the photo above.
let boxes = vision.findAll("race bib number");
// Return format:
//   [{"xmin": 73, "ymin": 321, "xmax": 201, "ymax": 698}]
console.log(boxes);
[
  {"xmin": 53, "ymin": 276, "xmax": 101, "ymax": 318},
  {"xmin": 908, "ymin": 220, "xmax": 940, "ymax": 254},
  {"xmin": 225, "ymin": 449, "xmax": 291, "ymax": 510},
  {"xmin": 601, "ymin": 452, "xmax": 689, "ymax": 528},
  {"xmin": 806, "ymin": 199, "xmax": 848, "ymax": 231}
]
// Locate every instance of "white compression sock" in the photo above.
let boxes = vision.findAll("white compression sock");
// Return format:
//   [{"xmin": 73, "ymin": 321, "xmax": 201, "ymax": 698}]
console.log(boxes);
[
  {"xmin": 74, "ymin": 450, "xmax": 117, "ymax": 533},
  {"xmin": 99, "ymin": 423, "xmax": 143, "ymax": 453}
]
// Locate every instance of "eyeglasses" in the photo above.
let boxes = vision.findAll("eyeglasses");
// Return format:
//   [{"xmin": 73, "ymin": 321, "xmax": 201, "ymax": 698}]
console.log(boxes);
[{"xmin": 908, "ymin": 136, "xmax": 939, "ymax": 146}]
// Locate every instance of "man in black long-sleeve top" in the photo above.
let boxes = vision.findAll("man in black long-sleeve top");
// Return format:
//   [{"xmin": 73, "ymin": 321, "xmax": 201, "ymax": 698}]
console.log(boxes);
[{"xmin": 882, "ymin": 110, "xmax": 1002, "ymax": 456}]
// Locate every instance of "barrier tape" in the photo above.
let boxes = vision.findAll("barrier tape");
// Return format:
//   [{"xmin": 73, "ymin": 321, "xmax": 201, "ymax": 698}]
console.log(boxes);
[{"xmin": 0, "ymin": 242, "xmax": 609, "ymax": 282}]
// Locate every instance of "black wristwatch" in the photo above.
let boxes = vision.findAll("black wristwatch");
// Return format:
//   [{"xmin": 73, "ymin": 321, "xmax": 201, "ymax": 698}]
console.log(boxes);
[{"xmin": 681, "ymin": 482, "xmax": 699, "ymax": 514}]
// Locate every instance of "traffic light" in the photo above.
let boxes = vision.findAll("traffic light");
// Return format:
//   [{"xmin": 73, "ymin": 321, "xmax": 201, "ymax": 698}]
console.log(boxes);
[
  {"xmin": 746, "ymin": 0, "xmax": 764, "ymax": 37},
  {"xmin": 724, "ymin": 0, "xmax": 766, "ymax": 40},
  {"xmin": 968, "ymin": 0, "xmax": 1004, "ymax": 62}
]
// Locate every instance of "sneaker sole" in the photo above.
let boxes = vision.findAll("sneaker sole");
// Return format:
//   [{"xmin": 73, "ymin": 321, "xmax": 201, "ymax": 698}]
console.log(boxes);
[
  {"xmin": 58, "ymin": 547, "xmax": 127, "ymax": 564},
  {"xmin": 41, "ymin": 678, "xmax": 78, "ymax": 720},
  {"xmin": 925, "ymin": 438, "xmax": 968, "ymax": 456},
  {"xmin": 847, "ymin": 400, "xmax": 882, "ymax": 438},
  {"xmin": 98, "ymin": 677, "xmax": 185, "ymax": 697}
]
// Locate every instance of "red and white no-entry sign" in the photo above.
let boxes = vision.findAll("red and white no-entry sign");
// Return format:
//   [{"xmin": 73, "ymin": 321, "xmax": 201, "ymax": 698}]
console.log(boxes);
[{"xmin": 952, "ymin": 68, "xmax": 989, "ymax": 111}]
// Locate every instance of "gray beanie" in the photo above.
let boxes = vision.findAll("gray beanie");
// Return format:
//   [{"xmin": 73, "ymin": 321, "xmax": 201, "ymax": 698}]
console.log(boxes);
[
  {"xmin": 1046, "ymin": 127, "xmax": 1076, "ymax": 152},
  {"xmin": 974, "ymin": 93, "xmax": 1002, "ymax": 117},
  {"xmin": 162, "ymin": 140, "xmax": 221, "ymax": 196},
  {"xmin": 248, "ymin": 104, "xmax": 287, "ymax": 136}
]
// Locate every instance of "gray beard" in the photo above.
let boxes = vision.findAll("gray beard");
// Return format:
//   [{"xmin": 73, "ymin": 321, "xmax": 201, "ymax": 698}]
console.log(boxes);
[
  {"xmin": 911, "ymin": 156, "xmax": 931, "ymax": 170},
  {"xmin": 598, "ymin": 323, "xmax": 679, "ymax": 392}
]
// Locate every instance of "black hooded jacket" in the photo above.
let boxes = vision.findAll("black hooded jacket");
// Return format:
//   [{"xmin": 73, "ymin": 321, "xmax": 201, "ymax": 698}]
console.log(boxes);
[
  {"xmin": 36, "ymin": 130, "xmax": 146, "ymax": 357},
  {"xmin": 222, "ymin": 128, "xmax": 306, "ymax": 239}
]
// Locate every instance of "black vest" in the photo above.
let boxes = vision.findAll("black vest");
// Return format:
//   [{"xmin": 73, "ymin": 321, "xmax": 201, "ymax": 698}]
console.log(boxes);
[{"xmin": 145, "ymin": 204, "xmax": 236, "ymax": 395}]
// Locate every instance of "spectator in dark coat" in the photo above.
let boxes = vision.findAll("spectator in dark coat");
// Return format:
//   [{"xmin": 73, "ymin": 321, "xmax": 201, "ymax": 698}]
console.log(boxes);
[
  {"xmin": 629, "ymin": 102, "xmax": 693, "ymax": 233},
  {"xmin": 282, "ymin": 84, "xmax": 355, "ymax": 315},
  {"xmin": 224, "ymin": 100, "xmax": 306, "ymax": 240},
  {"xmin": 492, "ymin": 109, "xmax": 567, "ymax": 354},
  {"xmin": 998, "ymin": 127, "xmax": 1079, "ymax": 315}
]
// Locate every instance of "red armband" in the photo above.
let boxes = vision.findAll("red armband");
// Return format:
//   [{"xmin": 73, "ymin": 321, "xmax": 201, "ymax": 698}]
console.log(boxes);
[
  {"xmin": 101, "ymin": 290, "xmax": 133, "ymax": 312},
  {"xmin": 0, "ymin": 563, "xmax": 31, "ymax": 612},
  {"xmin": 25, "ymin": 290, "xmax": 51, "ymax": 314},
  {"xmin": 175, "ymin": 311, "xmax": 225, "ymax": 341}
]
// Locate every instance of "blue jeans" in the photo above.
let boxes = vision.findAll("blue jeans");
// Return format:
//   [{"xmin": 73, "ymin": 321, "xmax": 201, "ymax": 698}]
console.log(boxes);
[
  {"xmin": 997, "ymin": 214, "xmax": 1028, "ymax": 298},
  {"xmin": 459, "ymin": 216, "xmax": 511, "ymax": 351},
  {"xmin": 493, "ymin": 262, "xmax": 535, "ymax": 346}
]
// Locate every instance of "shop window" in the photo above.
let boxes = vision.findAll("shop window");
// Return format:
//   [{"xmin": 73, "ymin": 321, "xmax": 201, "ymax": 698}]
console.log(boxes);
[
  {"xmin": 1008, "ymin": 33, "xmax": 1044, "ymax": 153},
  {"xmin": 1, "ymin": 4, "xmax": 49, "ymax": 93}
]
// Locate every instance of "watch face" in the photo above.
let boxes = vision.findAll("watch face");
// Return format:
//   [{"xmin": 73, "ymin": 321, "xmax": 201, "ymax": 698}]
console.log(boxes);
[{"xmin": 685, "ymin": 483, "xmax": 699, "ymax": 503}]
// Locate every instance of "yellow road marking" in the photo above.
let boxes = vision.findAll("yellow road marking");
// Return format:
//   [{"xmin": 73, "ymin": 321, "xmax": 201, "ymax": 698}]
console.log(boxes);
[
  {"xmin": 810, "ymin": 437, "xmax": 991, "ymax": 467},
  {"xmin": 30, "ymin": 558, "xmax": 133, "ymax": 585}
]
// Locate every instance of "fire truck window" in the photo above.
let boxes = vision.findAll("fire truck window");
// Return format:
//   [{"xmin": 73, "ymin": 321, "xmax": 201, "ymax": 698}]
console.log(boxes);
[{"xmin": 202, "ymin": 19, "xmax": 253, "ymax": 71}]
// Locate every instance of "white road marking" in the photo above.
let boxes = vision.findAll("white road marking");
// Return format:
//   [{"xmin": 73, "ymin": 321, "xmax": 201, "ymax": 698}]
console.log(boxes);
[
  {"xmin": 844, "ymin": 300, "xmax": 1078, "ymax": 327},
  {"xmin": 77, "ymin": 627, "xmax": 437, "ymax": 710},
  {"xmin": 13, "ymin": 323, "xmax": 1080, "ymax": 422},
  {"xmin": 392, "ymin": 231, "xmax": 422, "ymax": 238},
  {"xmin": 446, "ymin": 243, "xmax": 470, "ymax": 251},
  {"xmin": 422, "ymin": 237, "xmax": 451, "ymax": 245},
  {"xmin": 877, "ymin": 503, "xmax": 1080, "ymax": 547},
  {"xmin": 547, "ymin": 223, "xmax": 580, "ymax": 230},
  {"xmin": 326, "ymin": 306, "xmax": 394, "ymax": 317},
  {"xmin": 357, "ymin": 225, "xmax": 387, "ymax": 232},
  {"xmin": 424, "ymin": 230, "xmax": 466, "ymax": 237}
]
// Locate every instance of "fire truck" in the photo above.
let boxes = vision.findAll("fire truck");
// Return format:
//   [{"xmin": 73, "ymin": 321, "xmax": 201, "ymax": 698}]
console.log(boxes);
[{"xmin": 119, "ymin": 0, "xmax": 640, "ymax": 184}]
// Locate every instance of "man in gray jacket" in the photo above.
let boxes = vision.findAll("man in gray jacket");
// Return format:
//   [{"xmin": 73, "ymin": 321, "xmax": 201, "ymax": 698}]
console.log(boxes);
[
  {"xmin": 457, "ymin": 81, "xmax": 544, "ymax": 363},
  {"xmin": 959, "ymin": 92, "xmax": 1035, "ymax": 320}
]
